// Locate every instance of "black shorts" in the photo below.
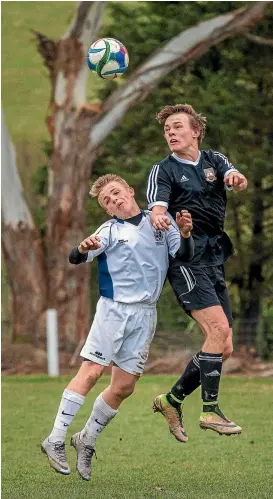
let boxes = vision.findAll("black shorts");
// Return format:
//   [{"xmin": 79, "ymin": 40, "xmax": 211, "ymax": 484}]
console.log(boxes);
[{"xmin": 168, "ymin": 264, "xmax": 233, "ymax": 327}]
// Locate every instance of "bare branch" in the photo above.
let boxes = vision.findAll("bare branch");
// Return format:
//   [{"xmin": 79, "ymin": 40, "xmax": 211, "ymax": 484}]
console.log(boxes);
[
  {"xmin": 64, "ymin": 1, "xmax": 93, "ymax": 40},
  {"xmin": 90, "ymin": 1, "xmax": 271, "ymax": 148},
  {"xmin": 55, "ymin": 2, "xmax": 106, "ymax": 110},
  {"xmin": 62, "ymin": 1, "xmax": 106, "ymax": 46},
  {"xmin": 31, "ymin": 30, "xmax": 57, "ymax": 83},
  {"xmin": 245, "ymin": 33, "xmax": 273, "ymax": 45}
]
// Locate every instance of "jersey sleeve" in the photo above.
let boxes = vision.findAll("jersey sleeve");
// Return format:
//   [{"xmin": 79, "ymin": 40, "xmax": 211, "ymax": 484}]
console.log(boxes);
[
  {"xmin": 166, "ymin": 213, "xmax": 194, "ymax": 261},
  {"xmin": 165, "ymin": 213, "xmax": 181, "ymax": 257},
  {"xmin": 146, "ymin": 163, "xmax": 172, "ymax": 209},
  {"xmin": 212, "ymin": 151, "xmax": 239, "ymax": 191},
  {"xmin": 85, "ymin": 223, "xmax": 113, "ymax": 263}
]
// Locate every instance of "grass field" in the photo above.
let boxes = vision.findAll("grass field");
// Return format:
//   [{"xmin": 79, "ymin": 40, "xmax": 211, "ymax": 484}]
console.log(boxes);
[{"xmin": 2, "ymin": 375, "xmax": 273, "ymax": 499}]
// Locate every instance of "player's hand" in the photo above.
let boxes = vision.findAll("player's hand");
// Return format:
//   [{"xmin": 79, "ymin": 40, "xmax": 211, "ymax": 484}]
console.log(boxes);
[
  {"xmin": 151, "ymin": 213, "xmax": 171, "ymax": 231},
  {"xmin": 224, "ymin": 172, "xmax": 248, "ymax": 191},
  {"xmin": 78, "ymin": 235, "xmax": 101, "ymax": 253},
  {"xmin": 176, "ymin": 210, "xmax": 192, "ymax": 238}
]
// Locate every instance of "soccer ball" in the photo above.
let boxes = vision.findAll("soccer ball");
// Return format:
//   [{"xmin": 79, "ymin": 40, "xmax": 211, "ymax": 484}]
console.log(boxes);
[{"xmin": 86, "ymin": 38, "xmax": 129, "ymax": 80}]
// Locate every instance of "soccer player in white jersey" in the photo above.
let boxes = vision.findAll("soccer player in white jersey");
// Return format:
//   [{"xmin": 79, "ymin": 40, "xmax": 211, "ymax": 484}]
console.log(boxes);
[{"xmin": 41, "ymin": 174, "xmax": 194, "ymax": 481}]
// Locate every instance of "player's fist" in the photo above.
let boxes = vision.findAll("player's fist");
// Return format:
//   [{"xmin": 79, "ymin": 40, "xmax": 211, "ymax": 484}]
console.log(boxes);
[
  {"xmin": 78, "ymin": 235, "xmax": 101, "ymax": 253},
  {"xmin": 176, "ymin": 210, "xmax": 192, "ymax": 238},
  {"xmin": 224, "ymin": 172, "xmax": 248, "ymax": 191},
  {"xmin": 151, "ymin": 213, "xmax": 171, "ymax": 231}
]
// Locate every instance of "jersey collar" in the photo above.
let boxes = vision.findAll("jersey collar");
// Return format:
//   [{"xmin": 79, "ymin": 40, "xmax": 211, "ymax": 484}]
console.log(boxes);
[
  {"xmin": 172, "ymin": 151, "xmax": 201, "ymax": 166},
  {"xmin": 115, "ymin": 210, "xmax": 146, "ymax": 225}
]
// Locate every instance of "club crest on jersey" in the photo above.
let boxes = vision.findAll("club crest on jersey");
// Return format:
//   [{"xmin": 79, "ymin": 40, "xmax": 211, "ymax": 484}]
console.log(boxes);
[
  {"xmin": 154, "ymin": 229, "xmax": 164, "ymax": 245},
  {"xmin": 204, "ymin": 167, "xmax": 217, "ymax": 182}
]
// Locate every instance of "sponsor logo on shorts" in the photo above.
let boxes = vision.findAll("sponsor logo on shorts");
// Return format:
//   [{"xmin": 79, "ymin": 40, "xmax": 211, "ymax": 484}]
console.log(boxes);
[{"xmin": 89, "ymin": 351, "xmax": 106, "ymax": 361}]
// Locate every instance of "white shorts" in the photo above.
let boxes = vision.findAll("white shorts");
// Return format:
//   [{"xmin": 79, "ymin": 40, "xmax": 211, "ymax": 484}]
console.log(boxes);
[{"xmin": 80, "ymin": 297, "xmax": 157, "ymax": 375}]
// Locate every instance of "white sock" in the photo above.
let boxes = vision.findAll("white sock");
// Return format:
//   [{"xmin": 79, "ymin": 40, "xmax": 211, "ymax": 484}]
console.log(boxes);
[
  {"xmin": 48, "ymin": 389, "xmax": 85, "ymax": 443},
  {"xmin": 80, "ymin": 393, "xmax": 118, "ymax": 447}
]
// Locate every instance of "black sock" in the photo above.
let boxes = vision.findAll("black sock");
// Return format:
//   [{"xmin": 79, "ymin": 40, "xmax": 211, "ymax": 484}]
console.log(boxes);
[
  {"xmin": 166, "ymin": 353, "xmax": 201, "ymax": 409},
  {"xmin": 199, "ymin": 351, "xmax": 223, "ymax": 412}
]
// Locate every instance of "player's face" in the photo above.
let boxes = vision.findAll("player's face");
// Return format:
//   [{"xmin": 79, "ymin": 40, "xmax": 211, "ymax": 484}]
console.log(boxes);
[
  {"xmin": 99, "ymin": 181, "xmax": 136, "ymax": 218},
  {"xmin": 164, "ymin": 113, "xmax": 199, "ymax": 153}
]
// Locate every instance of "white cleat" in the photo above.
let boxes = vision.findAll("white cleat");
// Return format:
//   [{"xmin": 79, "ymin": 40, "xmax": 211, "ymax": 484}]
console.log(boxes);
[
  {"xmin": 41, "ymin": 438, "xmax": 71, "ymax": 475},
  {"xmin": 70, "ymin": 432, "xmax": 96, "ymax": 481}
]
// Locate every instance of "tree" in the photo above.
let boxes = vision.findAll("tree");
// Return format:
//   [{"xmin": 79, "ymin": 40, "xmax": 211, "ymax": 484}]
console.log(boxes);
[{"xmin": 2, "ymin": 1, "xmax": 271, "ymax": 349}]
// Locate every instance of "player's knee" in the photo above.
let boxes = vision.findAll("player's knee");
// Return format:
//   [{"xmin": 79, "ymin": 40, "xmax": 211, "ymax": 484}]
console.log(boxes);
[
  {"xmin": 223, "ymin": 343, "xmax": 233, "ymax": 361},
  {"xmin": 112, "ymin": 382, "xmax": 135, "ymax": 400},
  {"xmin": 81, "ymin": 361, "xmax": 104, "ymax": 384},
  {"xmin": 207, "ymin": 320, "xmax": 229, "ymax": 344},
  {"xmin": 216, "ymin": 321, "xmax": 230, "ymax": 343}
]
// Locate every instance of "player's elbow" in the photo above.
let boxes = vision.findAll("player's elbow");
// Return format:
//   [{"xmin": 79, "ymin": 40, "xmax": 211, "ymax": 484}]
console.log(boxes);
[
  {"xmin": 69, "ymin": 247, "xmax": 88, "ymax": 265},
  {"xmin": 180, "ymin": 238, "xmax": 195, "ymax": 262}
]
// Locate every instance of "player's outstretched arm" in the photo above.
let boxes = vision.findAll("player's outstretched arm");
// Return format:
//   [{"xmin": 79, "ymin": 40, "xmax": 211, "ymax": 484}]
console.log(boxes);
[
  {"xmin": 176, "ymin": 210, "xmax": 192, "ymax": 238},
  {"xmin": 78, "ymin": 235, "xmax": 101, "ymax": 253},
  {"xmin": 69, "ymin": 236, "xmax": 101, "ymax": 264},
  {"xmin": 224, "ymin": 172, "xmax": 248, "ymax": 192}
]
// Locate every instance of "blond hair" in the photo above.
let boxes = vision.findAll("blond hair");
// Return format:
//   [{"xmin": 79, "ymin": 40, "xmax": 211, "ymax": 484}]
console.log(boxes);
[
  {"xmin": 156, "ymin": 104, "xmax": 207, "ymax": 145},
  {"xmin": 90, "ymin": 174, "xmax": 129, "ymax": 201}
]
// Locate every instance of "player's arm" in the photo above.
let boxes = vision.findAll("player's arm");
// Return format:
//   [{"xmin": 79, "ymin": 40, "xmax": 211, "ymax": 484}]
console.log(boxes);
[
  {"xmin": 69, "ymin": 225, "xmax": 111, "ymax": 265},
  {"xmin": 166, "ymin": 211, "xmax": 194, "ymax": 262},
  {"xmin": 146, "ymin": 164, "xmax": 172, "ymax": 230},
  {"xmin": 224, "ymin": 171, "xmax": 248, "ymax": 192},
  {"xmin": 213, "ymin": 151, "xmax": 248, "ymax": 192},
  {"xmin": 175, "ymin": 210, "xmax": 194, "ymax": 260}
]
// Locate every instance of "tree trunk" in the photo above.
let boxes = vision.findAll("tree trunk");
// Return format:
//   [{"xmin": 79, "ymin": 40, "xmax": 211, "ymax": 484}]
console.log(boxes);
[
  {"xmin": 46, "ymin": 111, "xmax": 99, "ymax": 349},
  {"xmin": 1, "ymin": 113, "xmax": 47, "ymax": 344},
  {"xmin": 44, "ymin": 3, "xmax": 105, "ymax": 349}
]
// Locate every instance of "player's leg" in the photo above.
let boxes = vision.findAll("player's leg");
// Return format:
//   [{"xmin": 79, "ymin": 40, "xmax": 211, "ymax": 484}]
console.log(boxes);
[
  {"xmin": 191, "ymin": 305, "xmax": 241, "ymax": 435},
  {"xmin": 70, "ymin": 300, "xmax": 140, "ymax": 480},
  {"xmin": 165, "ymin": 324, "xmax": 233, "ymax": 406},
  {"xmin": 167, "ymin": 267, "xmax": 234, "ymax": 404},
  {"xmin": 71, "ymin": 367, "xmax": 139, "ymax": 480},
  {"xmin": 71, "ymin": 302, "xmax": 156, "ymax": 480},
  {"xmin": 41, "ymin": 360, "xmax": 105, "ymax": 475},
  {"xmin": 41, "ymin": 297, "xmax": 113, "ymax": 474},
  {"xmin": 154, "ymin": 266, "xmax": 238, "ymax": 439}
]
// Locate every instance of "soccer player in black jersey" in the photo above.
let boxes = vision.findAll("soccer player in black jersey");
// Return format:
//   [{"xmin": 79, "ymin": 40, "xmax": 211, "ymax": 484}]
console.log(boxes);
[{"xmin": 147, "ymin": 104, "xmax": 248, "ymax": 439}]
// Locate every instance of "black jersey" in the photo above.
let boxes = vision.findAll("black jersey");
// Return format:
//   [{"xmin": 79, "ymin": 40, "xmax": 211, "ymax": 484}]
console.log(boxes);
[{"xmin": 146, "ymin": 150, "xmax": 238, "ymax": 267}]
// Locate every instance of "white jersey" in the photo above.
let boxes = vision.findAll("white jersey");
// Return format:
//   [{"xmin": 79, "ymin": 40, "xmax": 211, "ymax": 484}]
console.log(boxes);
[{"xmin": 84, "ymin": 211, "xmax": 181, "ymax": 305}]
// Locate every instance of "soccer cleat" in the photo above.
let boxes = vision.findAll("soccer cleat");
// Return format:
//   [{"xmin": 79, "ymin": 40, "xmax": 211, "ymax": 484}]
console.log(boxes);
[
  {"xmin": 200, "ymin": 406, "xmax": 242, "ymax": 435},
  {"xmin": 70, "ymin": 432, "xmax": 96, "ymax": 481},
  {"xmin": 153, "ymin": 394, "xmax": 188, "ymax": 443},
  {"xmin": 41, "ymin": 438, "xmax": 70, "ymax": 475}
]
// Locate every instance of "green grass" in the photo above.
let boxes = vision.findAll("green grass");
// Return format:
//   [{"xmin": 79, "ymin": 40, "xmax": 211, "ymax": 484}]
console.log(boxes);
[{"xmin": 2, "ymin": 375, "xmax": 273, "ymax": 499}]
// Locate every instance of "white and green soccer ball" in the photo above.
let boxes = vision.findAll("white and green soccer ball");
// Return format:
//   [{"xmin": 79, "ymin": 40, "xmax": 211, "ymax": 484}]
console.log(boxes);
[{"xmin": 86, "ymin": 38, "xmax": 129, "ymax": 80}]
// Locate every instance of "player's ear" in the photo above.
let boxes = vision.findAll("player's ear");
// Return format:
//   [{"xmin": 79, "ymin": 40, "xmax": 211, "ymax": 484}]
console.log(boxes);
[
  {"xmin": 192, "ymin": 127, "xmax": 200, "ymax": 139},
  {"xmin": 129, "ymin": 187, "xmax": 135, "ymax": 197}
]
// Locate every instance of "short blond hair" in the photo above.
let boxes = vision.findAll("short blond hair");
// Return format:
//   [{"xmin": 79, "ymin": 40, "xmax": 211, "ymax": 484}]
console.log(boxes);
[
  {"xmin": 90, "ymin": 174, "xmax": 129, "ymax": 200},
  {"xmin": 156, "ymin": 103, "xmax": 207, "ymax": 145}
]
